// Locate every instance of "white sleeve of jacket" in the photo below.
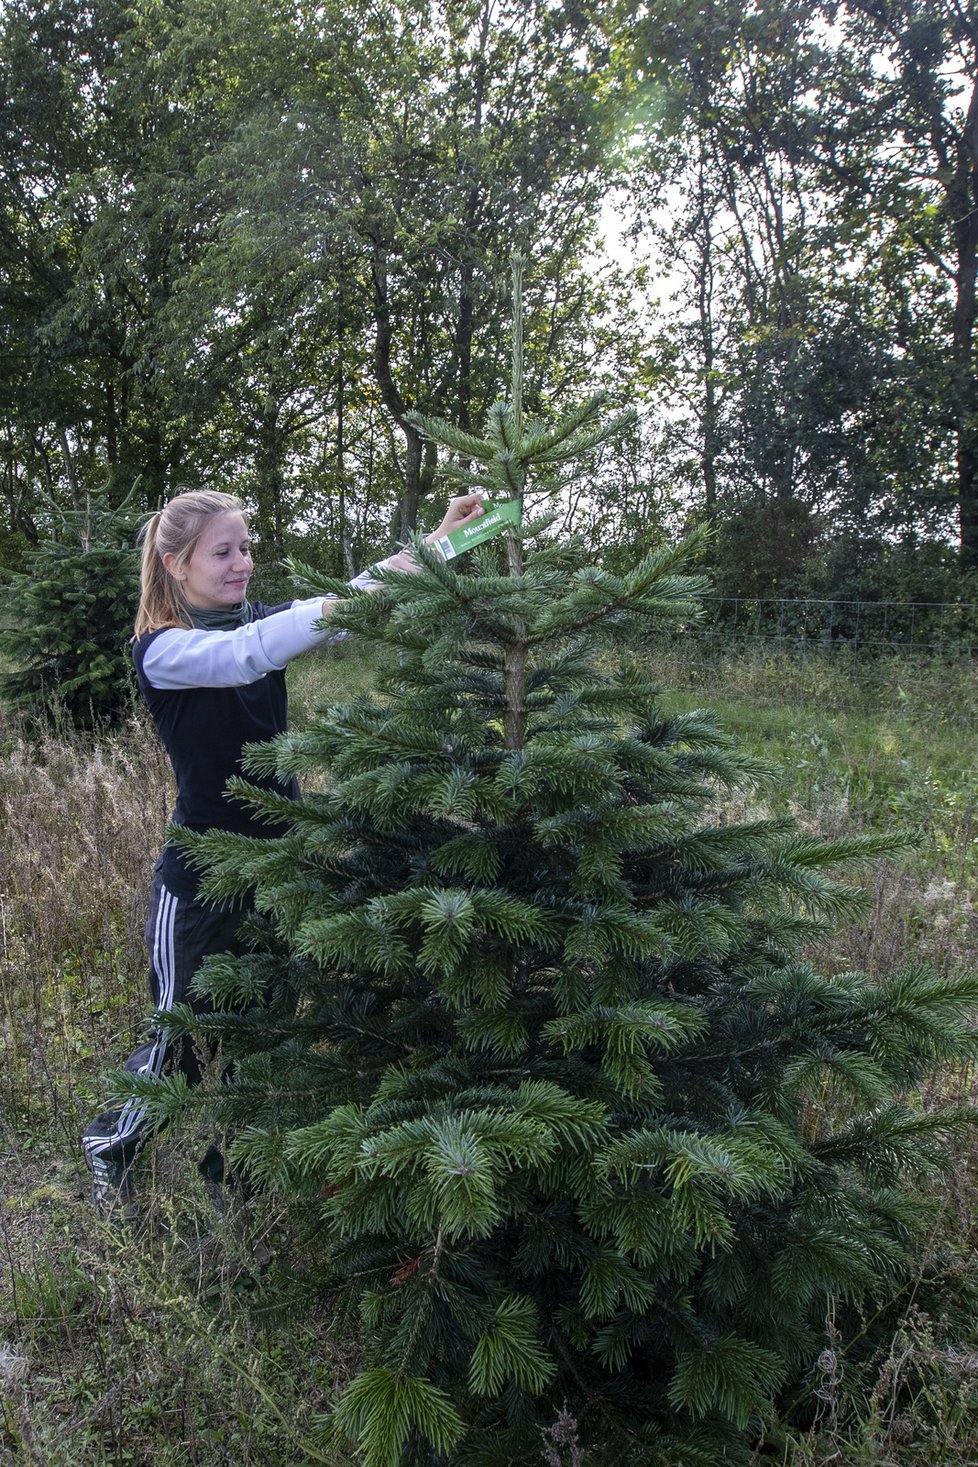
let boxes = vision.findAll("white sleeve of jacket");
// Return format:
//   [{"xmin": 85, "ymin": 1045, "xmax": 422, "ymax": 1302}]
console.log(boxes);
[{"xmin": 141, "ymin": 597, "xmax": 347, "ymax": 690}]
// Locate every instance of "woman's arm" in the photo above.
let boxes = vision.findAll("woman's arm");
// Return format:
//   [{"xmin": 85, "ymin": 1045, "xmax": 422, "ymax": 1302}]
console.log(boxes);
[
  {"xmin": 142, "ymin": 496, "xmax": 487, "ymax": 691},
  {"xmin": 140, "ymin": 597, "xmax": 345, "ymax": 690}
]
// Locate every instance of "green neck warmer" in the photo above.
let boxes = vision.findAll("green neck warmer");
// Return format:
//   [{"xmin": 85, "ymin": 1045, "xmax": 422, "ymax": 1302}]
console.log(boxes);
[{"xmin": 186, "ymin": 600, "xmax": 255, "ymax": 631}]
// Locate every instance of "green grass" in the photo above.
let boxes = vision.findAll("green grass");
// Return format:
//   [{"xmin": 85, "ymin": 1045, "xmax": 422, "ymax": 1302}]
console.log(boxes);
[
  {"xmin": 662, "ymin": 678, "xmax": 978, "ymax": 861},
  {"xmin": 286, "ymin": 637, "xmax": 397, "ymax": 726},
  {"xmin": 299, "ymin": 639, "xmax": 978, "ymax": 834}
]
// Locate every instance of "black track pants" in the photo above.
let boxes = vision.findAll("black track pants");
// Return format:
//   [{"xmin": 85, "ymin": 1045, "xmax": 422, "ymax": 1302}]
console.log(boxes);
[{"xmin": 82, "ymin": 863, "xmax": 248, "ymax": 1173}]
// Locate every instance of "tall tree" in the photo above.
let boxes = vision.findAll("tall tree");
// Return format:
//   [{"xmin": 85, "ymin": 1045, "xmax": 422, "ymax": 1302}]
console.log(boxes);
[
  {"xmin": 813, "ymin": 0, "xmax": 978, "ymax": 567},
  {"xmin": 0, "ymin": 0, "xmax": 266, "ymax": 513},
  {"xmin": 614, "ymin": 0, "xmax": 968, "ymax": 577},
  {"xmin": 336, "ymin": 0, "xmax": 619, "ymax": 537},
  {"xmin": 1, "ymin": 0, "xmax": 639, "ymax": 557}
]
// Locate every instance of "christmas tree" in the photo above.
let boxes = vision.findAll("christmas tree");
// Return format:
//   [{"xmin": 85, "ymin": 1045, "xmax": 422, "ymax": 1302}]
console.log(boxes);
[{"xmin": 130, "ymin": 267, "xmax": 978, "ymax": 1465}]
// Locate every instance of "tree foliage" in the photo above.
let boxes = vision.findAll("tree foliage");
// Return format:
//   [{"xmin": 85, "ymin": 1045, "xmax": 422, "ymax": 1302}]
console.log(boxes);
[
  {"xmin": 0, "ymin": 491, "xmax": 140, "ymax": 726},
  {"xmin": 7, "ymin": 0, "xmax": 978, "ymax": 625},
  {"xmin": 0, "ymin": 0, "xmax": 626, "ymax": 566}
]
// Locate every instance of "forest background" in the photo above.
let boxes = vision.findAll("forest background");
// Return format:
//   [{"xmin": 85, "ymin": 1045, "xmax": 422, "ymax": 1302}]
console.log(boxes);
[{"xmin": 6, "ymin": 0, "xmax": 978, "ymax": 607}]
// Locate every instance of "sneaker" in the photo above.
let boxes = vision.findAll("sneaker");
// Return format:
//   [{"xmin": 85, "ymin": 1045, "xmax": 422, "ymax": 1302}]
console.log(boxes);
[
  {"xmin": 197, "ymin": 1142, "xmax": 230, "ymax": 1188},
  {"xmin": 85, "ymin": 1151, "xmax": 137, "ymax": 1218},
  {"xmin": 198, "ymin": 1142, "xmax": 252, "ymax": 1199}
]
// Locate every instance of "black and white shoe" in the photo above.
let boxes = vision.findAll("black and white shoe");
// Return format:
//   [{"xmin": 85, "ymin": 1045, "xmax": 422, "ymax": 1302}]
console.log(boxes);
[{"xmin": 84, "ymin": 1148, "xmax": 138, "ymax": 1219}]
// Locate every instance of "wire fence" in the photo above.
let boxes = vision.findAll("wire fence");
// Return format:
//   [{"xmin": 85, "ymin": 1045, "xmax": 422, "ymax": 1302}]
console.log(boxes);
[{"xmin": 679, "ymin": 596, "xmax": 978, "ymax": 658}]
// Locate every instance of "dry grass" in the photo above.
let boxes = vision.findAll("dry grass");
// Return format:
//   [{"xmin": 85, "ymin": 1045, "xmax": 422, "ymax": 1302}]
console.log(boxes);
[
  {"xmin": 0, "ymin": 708, "xmax": 353, "ymax": 1466},
  {"xmin": 0, "ymin": 713, "xmax": 168, "ymax": 1136}
]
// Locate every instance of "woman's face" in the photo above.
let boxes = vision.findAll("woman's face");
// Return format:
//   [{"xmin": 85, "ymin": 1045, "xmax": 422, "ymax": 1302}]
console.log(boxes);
[{"xmin": 165, "ymin": 511, "xmax": 253, "ymax": 611}]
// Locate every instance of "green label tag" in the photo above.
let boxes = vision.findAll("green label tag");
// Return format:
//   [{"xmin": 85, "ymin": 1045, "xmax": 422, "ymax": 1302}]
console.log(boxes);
[{"xmin": 435, "ymin": 498, "xmax": 522, "ymax": 560}]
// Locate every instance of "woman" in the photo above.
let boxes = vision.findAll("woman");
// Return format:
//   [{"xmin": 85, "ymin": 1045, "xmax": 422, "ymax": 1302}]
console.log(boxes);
[{"xmin": 82, "ymin": 487, "xmax": 483, "ymax": 1211}]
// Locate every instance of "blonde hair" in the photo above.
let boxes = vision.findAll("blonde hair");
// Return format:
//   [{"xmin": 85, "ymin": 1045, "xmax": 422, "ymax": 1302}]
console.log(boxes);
[{"xmin": 135, "ymin": 489, "xmax": 248, "ymax": 637}]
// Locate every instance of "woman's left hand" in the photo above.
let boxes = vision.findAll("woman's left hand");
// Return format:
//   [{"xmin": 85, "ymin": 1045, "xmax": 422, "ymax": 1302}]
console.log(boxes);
[
  {"xmin": 380, "ymin": 495, "xmax": 486, "ymax": 577},
  {"xmin": 427, "ymin": 494, "xmax": 485, "ymax": 543}
]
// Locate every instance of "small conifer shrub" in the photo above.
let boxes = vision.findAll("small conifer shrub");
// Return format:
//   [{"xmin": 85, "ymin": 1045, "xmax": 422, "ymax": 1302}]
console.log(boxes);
[
  {"xmin": 128, "ymin": 273, "xmax": 978, "ymax": 1465},
  {"xmin": 0, "ymin": 492, "xmax": 140, "ymax": 726}
]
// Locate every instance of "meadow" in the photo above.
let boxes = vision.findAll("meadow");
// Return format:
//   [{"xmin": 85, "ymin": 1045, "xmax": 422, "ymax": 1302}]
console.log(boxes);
[{"xmin": 2, "ymin": 639, "xmax": 978, "ymax": 1465}]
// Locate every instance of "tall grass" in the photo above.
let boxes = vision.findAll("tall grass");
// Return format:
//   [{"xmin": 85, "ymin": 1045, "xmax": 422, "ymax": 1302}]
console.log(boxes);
[
  {"xmin": 651, "ymin": 642, "xmax": 978, "ymax": 984},
  {"xmin": 650, "ymin": 638, "xmax": 978, "ymax": 726},
  {"xmin": 1, "ymin": 641, "xmax": 978, "ymax": 1463},
  {"xmin": 0, "ymin": 714, "xmax": 168, "ymax": 1134}
]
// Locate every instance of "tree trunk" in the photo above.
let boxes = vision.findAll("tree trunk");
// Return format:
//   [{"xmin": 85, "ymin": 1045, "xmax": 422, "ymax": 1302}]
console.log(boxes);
[
  {"xmin": 335, "ymin": 365, "xmax": 356, "ymax": 576},
  {"xmin": 105, "ymin": 374, "xmax": 118, "ymax": 471},
  {"xmin": 502, "ymin": 639, "xmax": 528, "ymax": 751},
  {"xmin": 371, "ymin": 244, "xmax": 426, "ymax": 538},
  {"xmin": 452, "ymin": 2, "xmax": 491, "ymax": 435},
  {"xmin": 255, "ymin": 399, "xmax": 286, "ymax": 554},
  {"xmin": 694, "ymin": 162, "xmax": 718, "ymax": 517},
  {"xmin": 951, "ymin": 82, "xmax": 978, "ymax": 568}
]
